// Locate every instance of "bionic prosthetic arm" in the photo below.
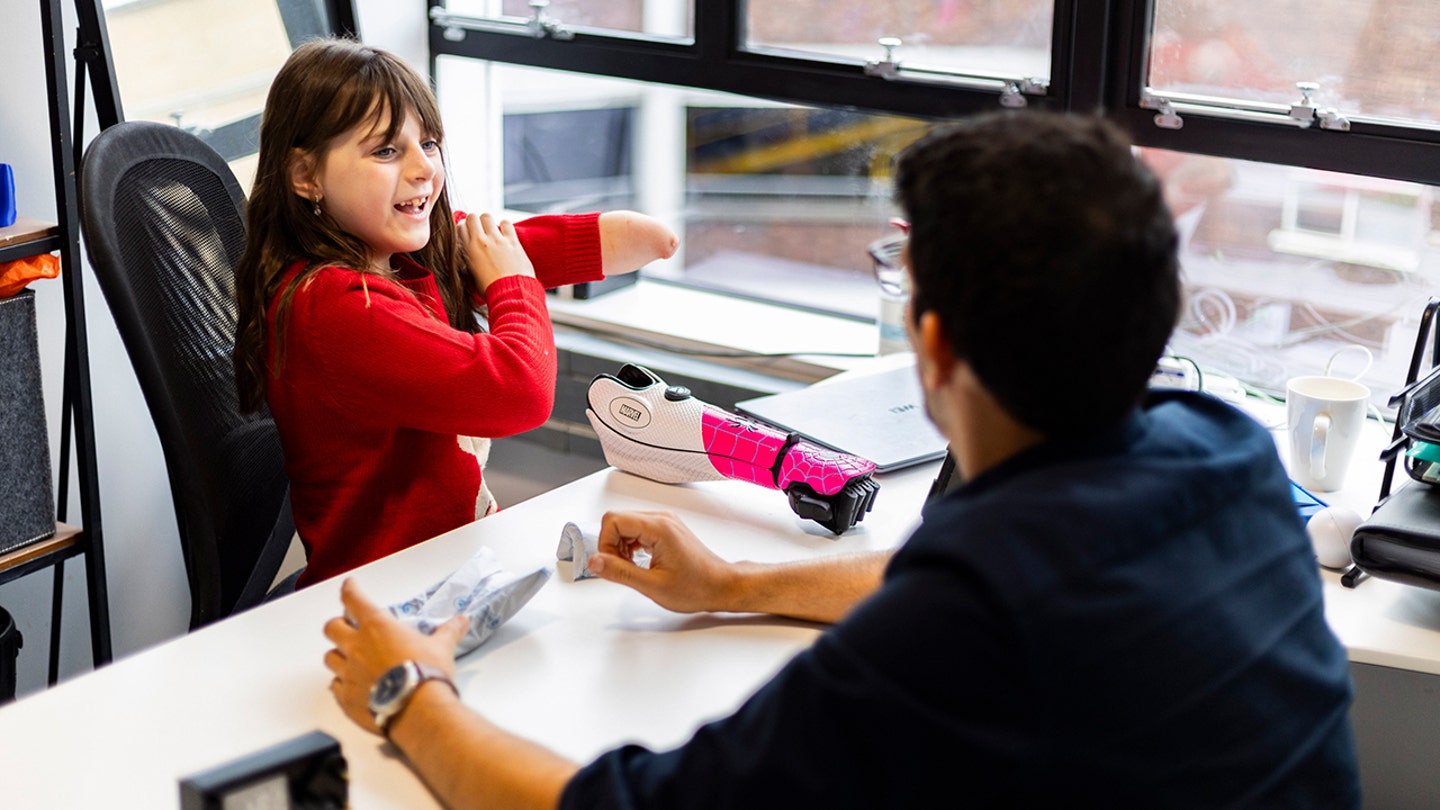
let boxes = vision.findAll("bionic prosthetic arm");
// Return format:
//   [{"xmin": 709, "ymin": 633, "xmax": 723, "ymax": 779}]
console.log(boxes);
[{"xmin": 585, "ymin": 364, "xmax": 880, "ymax": 534}]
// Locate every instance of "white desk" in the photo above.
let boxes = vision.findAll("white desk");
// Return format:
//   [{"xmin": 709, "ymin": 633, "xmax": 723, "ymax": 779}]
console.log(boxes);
[
  {"xmin": 0, "ymin": 464, "xmax": 936, "ymax": 808},
  {"xmin": 9, "ymin": 394, "xmax": 1440, "ymax": 807}
]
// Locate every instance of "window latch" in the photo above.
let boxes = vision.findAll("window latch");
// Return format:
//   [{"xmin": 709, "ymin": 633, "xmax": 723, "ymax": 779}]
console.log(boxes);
[
  {"xmin": 1000, "ymin": 79, "xmax": 1048, "ymax": 109},
  {"xmin": 1290, "ymin": 82, "xmax": 1351, "ymax": 131},
  {"xmin": 526, "ymin": 0, "xmax": 574, "ymax": 41},
  {"xmin": 1141, "ymin": 92, "xmax": 1184, "ymax": 129},
  {"xmin": 863, "ymin": 37, "xmax": 903, "ymax": 81}
]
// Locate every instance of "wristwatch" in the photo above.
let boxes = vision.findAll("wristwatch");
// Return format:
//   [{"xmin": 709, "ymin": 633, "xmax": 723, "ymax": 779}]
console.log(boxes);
[{"xmin": 368, "ymin": 660, "xmax": 457, "ymax": 736}]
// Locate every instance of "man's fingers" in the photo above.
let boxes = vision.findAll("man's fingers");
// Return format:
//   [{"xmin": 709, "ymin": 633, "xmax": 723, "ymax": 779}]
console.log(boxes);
[
  {"xmin": 590, "ymin": 552, "xmax": 659, "ymax": 599},
  {"xmin": 339, "ymin": 578, "xmax": 388, "ymax": 626},
  {"xmin": 597, "ymin": 510, "xmax": 670, "ymax": 556},
  {"xmin": 322, "ymin": 615, "xmax": 355, "ymax": 644},
  {"xmin": 438, "ymin": 613, "xmax": 469, "ymax": 647},
  {"xmin": 589, "ymin": 552, "xmax": 631, "ymax": 584}
]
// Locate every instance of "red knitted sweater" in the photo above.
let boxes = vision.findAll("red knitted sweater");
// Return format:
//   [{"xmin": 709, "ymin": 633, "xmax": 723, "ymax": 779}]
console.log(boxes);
[{"xmin": 265, "ymin": 213, "xmax": 602, "ymax": 586}]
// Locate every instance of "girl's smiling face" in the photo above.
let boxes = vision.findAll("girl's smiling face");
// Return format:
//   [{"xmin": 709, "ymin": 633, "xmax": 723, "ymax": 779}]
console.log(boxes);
[{"xmin": 302, "ymin": 106, "xmax": 444, "ymax": 274}]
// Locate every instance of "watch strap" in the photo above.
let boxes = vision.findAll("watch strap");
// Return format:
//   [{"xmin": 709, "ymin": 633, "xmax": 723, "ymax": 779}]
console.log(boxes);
[{"xmin": 373, "ymin": 661, "xmax": 458, "ymax": 737}]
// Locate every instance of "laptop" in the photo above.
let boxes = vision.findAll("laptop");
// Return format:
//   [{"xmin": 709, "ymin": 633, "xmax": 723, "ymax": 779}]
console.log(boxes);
[{"xmin": 735, "ymin": 363, "xmax": 948, "ymax": 473}]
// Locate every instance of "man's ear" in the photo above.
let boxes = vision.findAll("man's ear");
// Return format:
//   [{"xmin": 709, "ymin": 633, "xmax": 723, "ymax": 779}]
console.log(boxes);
[
  {"xmin": 288, "ymin": 149, "xmax": 319, "ymax": 201},
  {"xmin": 915, "ymin": 310, "xmax": 956, "ymax": 391}
]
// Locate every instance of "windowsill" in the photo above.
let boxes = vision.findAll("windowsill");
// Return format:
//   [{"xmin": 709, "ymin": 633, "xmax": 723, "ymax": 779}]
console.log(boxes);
[{"xmin": 547, "ymin": 278, "xmax": 887, "ymax": 385}]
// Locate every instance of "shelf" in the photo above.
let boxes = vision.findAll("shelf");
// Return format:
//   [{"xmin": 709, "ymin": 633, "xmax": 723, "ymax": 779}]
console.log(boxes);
[
  {"xmin": 0, "ymin": 217, "xmax": 62, "ymax": 264},
  {"xmin": 0, "ymin": 522, "xmax": 82, "ymax": 568},
  {"xmin": 0, "ymin": 523, "xmax": 83, "ymax": 582}
]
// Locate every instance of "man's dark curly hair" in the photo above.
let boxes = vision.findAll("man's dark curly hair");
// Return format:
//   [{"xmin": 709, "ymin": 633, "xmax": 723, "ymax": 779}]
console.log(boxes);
[{"xmin": 895, "ymin": 111, "xmax": 1180, "ymax": 436}]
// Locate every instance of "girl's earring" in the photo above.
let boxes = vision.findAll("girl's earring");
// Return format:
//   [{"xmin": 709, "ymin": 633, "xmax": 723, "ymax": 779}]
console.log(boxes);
[{"xmin": 312, "ymin": 194, "xmax": 322, "ymax": 217}]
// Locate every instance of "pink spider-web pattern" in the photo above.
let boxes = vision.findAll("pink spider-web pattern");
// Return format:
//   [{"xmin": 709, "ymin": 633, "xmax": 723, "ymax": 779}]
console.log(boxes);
[{"xmin": 700, "ymin": 409, "xmax": 875, "ymax": 495}]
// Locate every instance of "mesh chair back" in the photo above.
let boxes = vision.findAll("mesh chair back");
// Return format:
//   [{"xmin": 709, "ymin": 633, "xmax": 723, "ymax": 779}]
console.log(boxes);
[{"xmin": 79, "ymin": 121, "xmax": 293, "ymax": 629}]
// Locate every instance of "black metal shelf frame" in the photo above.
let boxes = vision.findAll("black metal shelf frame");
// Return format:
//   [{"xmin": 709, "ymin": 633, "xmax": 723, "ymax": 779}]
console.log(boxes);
[{"xmin": 0, "ymin": 0, "xmax": 118, "ymax": 687}]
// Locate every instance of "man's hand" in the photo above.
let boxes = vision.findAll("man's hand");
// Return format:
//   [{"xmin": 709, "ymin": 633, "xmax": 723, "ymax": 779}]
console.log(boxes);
[
  {"xmin": 589, "ymin": 510, "xmax": 743, "ymax": 614},
  {"xmin": 458, "ymin": 212, "xmax": 538, "ymax": 292},
  {"xmin": 322, "ymin": 579, "xmax": 579, "ymax": 809},
  {"xmin": 322, "ymin": 578, "xmax": 469, "ymax": 735},
  {"xmin": 590, "ymin": 510, "xmax": 892, "ymax": 624}
]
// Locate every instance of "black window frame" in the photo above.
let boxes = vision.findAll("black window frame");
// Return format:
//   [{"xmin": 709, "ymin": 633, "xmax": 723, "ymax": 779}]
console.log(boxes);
[
  {"xmin": 426, "ymin": 0, "xmax": 1440, "ymax": 188},
  {"xmin": 1107, "ymin": 0, "xmax": 1440, "ymax": 186}
]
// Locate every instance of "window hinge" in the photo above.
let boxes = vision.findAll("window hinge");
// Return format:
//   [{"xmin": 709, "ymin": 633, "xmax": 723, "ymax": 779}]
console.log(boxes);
[
  {"xmin": 526, "ymin": 0, "xmax": 574, "ymax": 41},
  {"xmin": 865, "ymin": 37, "xmax": 1047, "ymax": 108},
  {"xmin": 431, "ymin": 2, "xmax": 573, "ymax": 43},
  {"xmin": 1316, "ymin": 108, "xmax": 1352, "ymax": 131},
  {"xmin": 1000, "ymin": 78, "xmax": 1048, "ymax": 109},
  {"xmin": 1143, "ymin": 84, "xmax": 1352, "ymax": 133},
  {"xmin": 1290, "ymin": 82, "xmax": 1351, "ymax": 131},
  {"xmin": 1141, "ymin": 92, "xmax": 1184, "ymax": 129}
]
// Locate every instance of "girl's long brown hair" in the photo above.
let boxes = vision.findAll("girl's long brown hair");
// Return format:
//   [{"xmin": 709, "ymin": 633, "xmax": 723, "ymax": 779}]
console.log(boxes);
[{"xmin": 234, "ymin": 38, "xmax": 477, "ymax": 413}]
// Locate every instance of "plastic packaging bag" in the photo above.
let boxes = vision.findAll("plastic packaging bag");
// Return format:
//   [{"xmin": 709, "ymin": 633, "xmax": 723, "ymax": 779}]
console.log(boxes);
[{"xmin": 389, "ymin": 547, "xmax": 551, "ymax": 657}]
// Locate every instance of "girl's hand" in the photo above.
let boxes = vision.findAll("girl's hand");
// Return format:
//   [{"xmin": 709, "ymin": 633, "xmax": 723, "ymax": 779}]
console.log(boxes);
[{"xmin": 458, "ymin": 212, "xmax": 537, "ymax": 292}]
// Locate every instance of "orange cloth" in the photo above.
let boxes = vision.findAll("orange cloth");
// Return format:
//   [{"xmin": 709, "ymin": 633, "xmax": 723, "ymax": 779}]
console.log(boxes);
[{"xmin": 0, "ymin": 253, "xmax": 60, "ymax": 298}]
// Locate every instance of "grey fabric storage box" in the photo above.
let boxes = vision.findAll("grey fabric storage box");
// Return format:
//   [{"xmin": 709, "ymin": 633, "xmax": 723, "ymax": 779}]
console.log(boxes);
[{"xmin": 0, "ymin": 289, "xmax": 55, "ymax": 554}]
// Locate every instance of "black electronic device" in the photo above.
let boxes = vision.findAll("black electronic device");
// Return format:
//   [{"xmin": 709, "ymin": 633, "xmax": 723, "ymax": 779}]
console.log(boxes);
[
  {"xmin": 1344, "ymin": 297, "xmax": 1440, "ymax": 589},
  {"xmin": 1351, "ymin": 484, "xmax": 1440, "ymax": 590},
  {"xmin": 927, "ymin": 447, "xmax": 961, "ymax": 503},
  {"xmin": 179, "ymin": 730, "xmax": 347, "ymax": 810}
]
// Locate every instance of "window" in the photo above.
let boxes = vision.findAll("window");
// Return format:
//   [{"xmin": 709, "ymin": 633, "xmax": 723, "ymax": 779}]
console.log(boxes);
[
  {"xmin": 1148, "ymin": 0, "xmax": 1440, "ymax": 127},
  {"xmin": 100, "ymin": 0, "xmax": 355, "ymax": 183},
  {"xmin": 1143, "ymin": 148, "xmax": 1436, "ymax": 398},
  {"xmin": 442, "ymin": 0, "xmax": 693, "ymax": 39},
  {"xmin": 744, "ymin": 0, "xmax": 1053, "ymax": 82},
  {"xmin": 426, "ymin": 0, "xmax": 1440, "ymax": 407},
  {"xmin": 438, "ymin": 58, "xmax": 926, "ymax": 320}
]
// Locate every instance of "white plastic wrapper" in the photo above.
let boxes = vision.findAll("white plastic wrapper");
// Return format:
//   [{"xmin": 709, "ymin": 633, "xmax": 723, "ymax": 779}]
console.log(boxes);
[
  {"xmin": 556, "ymin": 522, "xmax": 600, "ymax": 581},
  {"xmin": 556, "ymin": 521, "xmax": 649, "ymax": 581},
  {"xmin": 389, "ymin": 547, "xmax": 551, "ymax": 657}
]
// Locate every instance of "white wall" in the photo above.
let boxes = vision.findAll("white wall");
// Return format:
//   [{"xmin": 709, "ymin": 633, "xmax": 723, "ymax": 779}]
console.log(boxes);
[{"xmin": 0, "ymin": 0, "xmax": 425, "ymax": 700}]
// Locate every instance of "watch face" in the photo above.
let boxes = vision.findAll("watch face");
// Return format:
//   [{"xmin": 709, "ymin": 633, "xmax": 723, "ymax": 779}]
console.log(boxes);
[{"xmin": 369, "ymin": 663, "xmax": 414, "ymax": 715}]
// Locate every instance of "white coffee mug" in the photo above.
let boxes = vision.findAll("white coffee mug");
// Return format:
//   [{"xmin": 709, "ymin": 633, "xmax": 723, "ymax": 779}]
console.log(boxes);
[{"xmin": 1286, "ymin": 375, "xmax": 1370, "ymax": 492}]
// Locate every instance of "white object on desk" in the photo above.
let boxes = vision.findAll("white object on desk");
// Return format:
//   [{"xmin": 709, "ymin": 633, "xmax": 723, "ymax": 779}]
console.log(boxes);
[
  {"xmin": 1307, "ymin": 505, "xmax": 1363, "ymax": 569},
  {"xmin": 1286, "ymin": 375, "xmax": 1371, "ymax": 492}
]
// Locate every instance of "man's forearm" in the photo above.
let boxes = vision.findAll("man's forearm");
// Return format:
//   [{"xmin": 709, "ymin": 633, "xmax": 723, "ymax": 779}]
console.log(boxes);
[
  {"xmin": 389, "ymin": 683, "xmax": 580, "ymax": 810},
  {"xmin": 723, "ymin": 550, "xmax": 891, "ymax": 624}
]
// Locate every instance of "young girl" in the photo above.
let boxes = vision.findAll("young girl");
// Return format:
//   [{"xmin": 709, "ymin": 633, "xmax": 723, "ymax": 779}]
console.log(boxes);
[{"xmin": 233, "ymin": 38, "xmax": 677, "ymax": 587}]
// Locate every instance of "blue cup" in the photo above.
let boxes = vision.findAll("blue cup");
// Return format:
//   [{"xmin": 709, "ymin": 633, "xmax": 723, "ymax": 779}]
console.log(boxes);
[{"xmin": 0, "ymin": 164, "xmax": 15, "ymax": 228}]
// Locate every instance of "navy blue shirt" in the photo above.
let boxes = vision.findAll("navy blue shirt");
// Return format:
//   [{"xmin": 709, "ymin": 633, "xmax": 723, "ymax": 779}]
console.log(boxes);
[{"xmin": 562, "ymin": 392, "xmax": 1360, "ymax": 808}]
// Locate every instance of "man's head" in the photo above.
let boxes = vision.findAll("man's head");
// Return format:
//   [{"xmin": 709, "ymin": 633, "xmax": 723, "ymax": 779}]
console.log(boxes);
[{"xmin": 895, "ymin": 112, "xmax": 1180, "ymax": 438}]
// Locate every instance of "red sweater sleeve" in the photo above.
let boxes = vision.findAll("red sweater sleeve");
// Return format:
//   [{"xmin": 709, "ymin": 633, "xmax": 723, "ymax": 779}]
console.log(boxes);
[
  {"xmin": 455, "ymin": 211, "xmax": 604, "ymax": 293},
  {"xmin": 282, "ymin": 268, "xmax": 557, "ymax": 438},
  {"xmin": 515, "ymin": 211, "xmax": 604, "ymax": 288}
]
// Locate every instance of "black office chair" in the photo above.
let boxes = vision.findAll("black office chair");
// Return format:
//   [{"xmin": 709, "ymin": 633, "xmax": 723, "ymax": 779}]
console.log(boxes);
[{"xmin": 79, "ymin": 120, "xmax": 296, "ymax": 630}]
